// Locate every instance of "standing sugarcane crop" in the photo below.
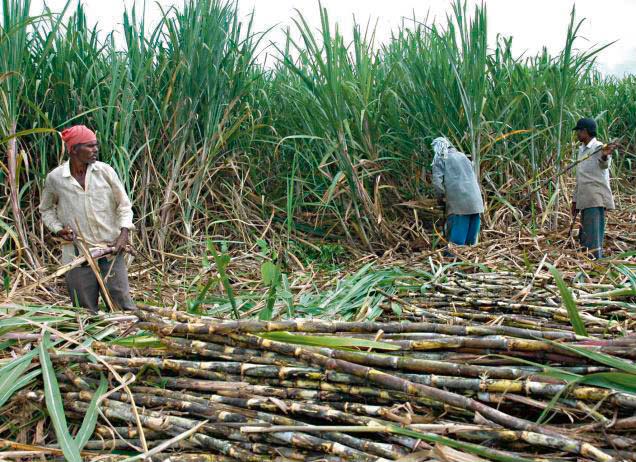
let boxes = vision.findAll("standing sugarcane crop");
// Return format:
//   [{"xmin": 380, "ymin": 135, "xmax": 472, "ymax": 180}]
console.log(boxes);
[
  {"xmin": 39, "ymin": 125, "xmax": 135, "ymax": 311},
  {"xmin": 571, "ymin": 118, "xmax": 617, "ymax": 259},
  {"xmin": 431, "ymin": 137, "xmax": 484, "ymax": 255}
]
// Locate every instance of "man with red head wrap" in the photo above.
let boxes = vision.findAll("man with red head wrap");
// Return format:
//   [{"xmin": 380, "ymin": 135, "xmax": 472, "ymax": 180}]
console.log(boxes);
[{"xmin": 39, "ymin": 125, "xmax": 135, "ymax": 312}]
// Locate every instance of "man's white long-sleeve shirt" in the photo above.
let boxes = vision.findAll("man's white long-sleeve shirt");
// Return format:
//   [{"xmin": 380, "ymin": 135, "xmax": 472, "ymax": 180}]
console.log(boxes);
[{"xmin": 39, "ymin": 161, "xmax": 134, "ymax": 264}]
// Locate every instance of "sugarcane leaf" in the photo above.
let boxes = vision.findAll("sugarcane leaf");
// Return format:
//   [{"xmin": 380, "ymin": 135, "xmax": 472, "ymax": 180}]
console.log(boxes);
[
  {"xmin": 0, "ymin": 355, "xmax": 33, "ymax": 407},
  {"xmin": 2, "ymin": 273, "xmax": 9, "ymax": 296},
  {"xmin": 39, "ymin": 331, "xmax": 82, "ymax": 462},
  {"xmin": 280, "ymin": 273, "xmax": 294, "ymax": 318},
  {"xmin": 261, "ymin": 261, "xmax": 281, "ymax": 286},
  {"xmin": 75, "ymin": 375, "xmax": 108, "ymax": 449},
  {"xmin": 259, "ymin": 331, "xmax": 400, "ymax": 350},
  {"xmin": 433, "ymin": 444, "xmax": 489, "ymax": 462},
  {"xmin": 0, "ymin": 346, "xmax": 40, "ymax": 374},
  {"xmin": 543, "ymin": 339, "xmax": 636, "ymax": 375},
  {"xmin": 391, "ymin": 302, "xmax": 402, "ymax": 317},
  {"xmin": 536, "ymin": 380, "xmax": 574, "ymax": 425},
  {"xmin": 0, "ymin": 127, "xmax": 56, "ymax": 144},
  {"xmin": 498, "ymin": 354, "xmax": 636, "ymax": 394},
  {"xmin": 388, "ymin": 425, "xmax": 535, "ymax": 462},
  {"xmin": 80, "ymin": 324, "xmax": 120, "ymax": 350},
  {"xmin": 260, "ymin": 261, "xmax": 283, "ymax": 321},
  {"xmin": 614, "ymin": 264, "xmax": 636, "ymax": 291},
  {"xmin": 209, "ymin": 242, "xmax": 239, "ymax": 319},
  {"xmin": 0, "ymin": 315, "xmax": 67, "ymax": 329},
  {"xmin": 259, "ymin": 286, "xmax": 277, "ymax": 321},
  {"xmin": 547, "ymin": 264, "xmax": 588, "ymax": 336},
  {"xmin": 110, "ymin": 334, "xmax": 164, "ymax": 348},
  {"xmin": 4, "ymin": 306, "xmax": 77, "ymax": 317},
  {"xmin": 576, "ymin": 372, "xmax": 636, "ymax": 394},
  {"xmin": 494, "ymin": 354, "xmax": 582, "ymax": 381},
  {"xmin": 0, "ymin": 368, "xmax": 42, "ymax": 406}
]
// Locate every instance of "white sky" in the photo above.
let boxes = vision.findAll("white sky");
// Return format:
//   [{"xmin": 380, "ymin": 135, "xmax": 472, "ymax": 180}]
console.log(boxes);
[{"xmin": 29, "ymin": 0, "xmax": 636, "ymax": 75}]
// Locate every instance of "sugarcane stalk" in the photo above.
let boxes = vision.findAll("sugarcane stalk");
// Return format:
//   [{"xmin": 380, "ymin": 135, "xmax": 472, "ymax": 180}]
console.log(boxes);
[
  {"xmin": 136, "ymin": 305, "xmax": 586, "ymax": 340},
  {"xmin": 90, "ymin": 389, "xmax": 406, "ymax": 460},
  {"xmin": 148, "ymin": 455, "xmax": 239, "ymax": 462},
  {"xmin": 225, "ymin": 332, "xmax": 615, "ymax": 462},
  {"xmin": 16, "ymin": 246, "xmax": 116, "ymax": 295},
  {"xmin": 61, "ymin": 399, "xmax": 270, "ymax": 461},
  {"xmin": 61, "ymin": 354, "xmax": 616, "ymax": 398},
  {"xmin": 66, "ymin": 390, "xmax": 392, "ymax": 461}
]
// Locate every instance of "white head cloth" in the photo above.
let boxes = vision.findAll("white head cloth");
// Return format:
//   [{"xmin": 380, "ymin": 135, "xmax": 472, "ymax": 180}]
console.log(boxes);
[{"xmin": 431, "ymin": 137, "xmax": 453, "ymax": 161}]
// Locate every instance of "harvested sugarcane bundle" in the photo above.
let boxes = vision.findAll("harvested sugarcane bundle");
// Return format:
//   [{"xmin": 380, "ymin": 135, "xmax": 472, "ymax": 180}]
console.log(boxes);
[{"xmin": 4, "ymin": 253, "xmax": 636, "ymax": 462}]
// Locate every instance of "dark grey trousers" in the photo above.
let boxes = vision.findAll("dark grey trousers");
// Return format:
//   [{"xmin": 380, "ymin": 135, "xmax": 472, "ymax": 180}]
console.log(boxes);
[
  {"xmin": 580, "ymin": 207, "xmax": 606, "ymax": 259},
  {"xmin": 66, "ymin": 254, "xmax": 134, "ymax": 312}
]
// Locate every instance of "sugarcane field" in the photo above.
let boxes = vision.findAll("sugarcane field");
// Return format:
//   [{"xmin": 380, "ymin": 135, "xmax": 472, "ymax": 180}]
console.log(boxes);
[{"xmin": 1, "ymin": 0, "xmax": 636, "ymax": 461}]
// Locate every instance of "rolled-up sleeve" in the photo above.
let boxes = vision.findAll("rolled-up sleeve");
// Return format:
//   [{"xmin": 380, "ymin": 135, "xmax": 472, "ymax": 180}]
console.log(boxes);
[
  {"xmin": 107, "ymin": 167, "xmax": 135, "ymax": 230},
  {"xmin": 39, "ymin": 175, "xmax": 64, "ymax": 234},
  {"xmin": 598, "ymin": 156, "xmax": 610, "ymax": 170},
  {"xmin": 432, "ymin": 155, "xmax": 445, "ymax": 198}
]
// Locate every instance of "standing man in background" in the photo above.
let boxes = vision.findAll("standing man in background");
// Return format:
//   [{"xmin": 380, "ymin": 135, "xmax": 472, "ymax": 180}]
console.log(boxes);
[
  {"xmin": 431, "ymin": 137, "xmax": 484, "ymax": 255},
  {"xmin": 39, "ymin": 125, "xmax": 135, "ymax": 311},
  {"xmin": 572, "ymin": 118, "xmax": 616, "ymax": 259}
]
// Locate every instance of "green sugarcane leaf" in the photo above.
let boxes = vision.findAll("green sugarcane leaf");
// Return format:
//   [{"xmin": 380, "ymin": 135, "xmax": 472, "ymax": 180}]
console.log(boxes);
[
  {"xmin": 0, "ymin": 127, "xmax": 56, "ymax": 144},
  {"xmin": 209, "ymin": 243, "xmax": 239, "ymax": 319},
  {"xmin": 75, "ymin": 375, "xmax": 108, "ymax": 449},
  {"xmin": 536, "ymin": 380, "xmax": 575, "ymax": 425},
  {"xmin": 3, "ymin": 368, "xmax": 42, "ymax": 399},
  {"xmin": 576, "ymin": 372, "xmax": 636, "ymax": 394},
  {"xmin": 0, "ymin": 347, "xmax": 40, "ymax": 374},
  {"xmin": 110, "ymin": 334, "xmax": 164, "ymax": 348},
  {"xmin": 280, "ymin": 274, "xmax": 294, "ymax": 318},
  {"xmin": 260, "ymin": 331, "xmax": 401, "ymax": 350},
  {"xmin": 40, "ymin": 331, "xmax": 81, "ymax": 462},
  {"xmin": 259, "ymin": 285, "xmax": 277, "ymax": 321},
  {"xmin": 388, "ymin": 425, "xmax": 535, "ymax": 462},
  {"xmin": 0, "ymin": 355, "xmax": 33, "ymax": 407},
  {"xmin": 614, "ymin": 264, "xmax": 636, "ymax": 291},
  {"xmin": 498, "ymin": 354, "xmax": 636, "ymax": 394},
  {"xmin": 547, "ymin": 264, "xmax": 588, "ymax": 336},
  {"xmin": 260, "ymin": 262, "xmax": 282, "ymax": 321},
  {"xmin": 544, "ymin": 339, "xmax": 636, "ymax": 375},
  {"xmin": 0, "ymin": 316, "xmax": 68, "ymax": 328},
  {"xmin": 495, "ymin": 354, "xmax": 582, "ymax": 381},
  {"xmin": 261, "ymin": 261, "xmax": 281, "ymax": 286}
]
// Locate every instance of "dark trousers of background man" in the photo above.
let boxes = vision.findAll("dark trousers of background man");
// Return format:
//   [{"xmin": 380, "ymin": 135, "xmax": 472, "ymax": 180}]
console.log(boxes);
[{"xmin": 580, "ymin": 207, "xmax": 605, "ymax": 259}]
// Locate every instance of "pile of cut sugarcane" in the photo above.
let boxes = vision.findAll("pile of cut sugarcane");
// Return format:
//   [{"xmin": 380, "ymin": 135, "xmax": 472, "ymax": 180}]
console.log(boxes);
[
  {"xmin": 383, "ymin": 268, "xmax": 636, "ymax": 333},
  {"xmin": 7, "ymin": 265, "xmax": 636, "ymax": 462},
  {"xmin": 22, "ymin": 293, "xmax": 634, "ymax": 461}
]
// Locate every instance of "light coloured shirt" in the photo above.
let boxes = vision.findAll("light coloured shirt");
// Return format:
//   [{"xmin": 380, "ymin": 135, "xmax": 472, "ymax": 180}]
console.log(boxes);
[
  {"xmin": 432, "ymin": 148, "xmax": 484, "ymax": 216},
  {"xmin": 574, "ymin": 138, "xmax": 614, "ymax": 210},
  {"xmin": 39, "ymin": 161, "xmax": 134, "ymax": 263}
]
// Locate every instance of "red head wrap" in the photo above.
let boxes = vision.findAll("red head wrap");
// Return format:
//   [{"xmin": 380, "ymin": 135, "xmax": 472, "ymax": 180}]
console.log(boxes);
[{"xmin": 61, "ymin": 125, "xmax": 97, "ymax": 153}]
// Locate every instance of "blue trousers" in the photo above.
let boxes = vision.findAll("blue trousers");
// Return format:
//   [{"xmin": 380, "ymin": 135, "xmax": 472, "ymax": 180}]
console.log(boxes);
[
  {"xmin": 447, "ymin": 214, "xmax": 481, "ymax": 246},
  {"xmin": 580, "ymin": 207, "xmax": 605, "ymax": 259}
]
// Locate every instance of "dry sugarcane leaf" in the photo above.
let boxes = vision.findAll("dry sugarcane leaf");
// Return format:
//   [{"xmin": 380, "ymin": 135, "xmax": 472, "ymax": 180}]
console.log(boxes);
[
  {"xmin": 432, "ymin": 444, "xmax": 489, "ymax": 462},
  {"xmin": 395, "ymin": 450, "xmax": 435, "ymax": 462},
  {"xmin": 473, "ymin": 412, "xmax": 501, "ymax": 428},
  {"xmin": 267, "ymin": 397, "xmax": 289, "ymax": 414}
]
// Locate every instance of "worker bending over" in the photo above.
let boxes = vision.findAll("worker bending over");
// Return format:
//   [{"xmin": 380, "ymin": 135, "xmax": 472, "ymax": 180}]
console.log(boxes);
[
  {"xmin": 39, "ymin": 125, "xmax": 135, "ymax": 311},
  {"xmin": 572, "ymin": 118, "xmax": 616, "ymax": 259},
  {"xmin": 431, "ymin": 137, "xmax": 484, "ymax": 252}
]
